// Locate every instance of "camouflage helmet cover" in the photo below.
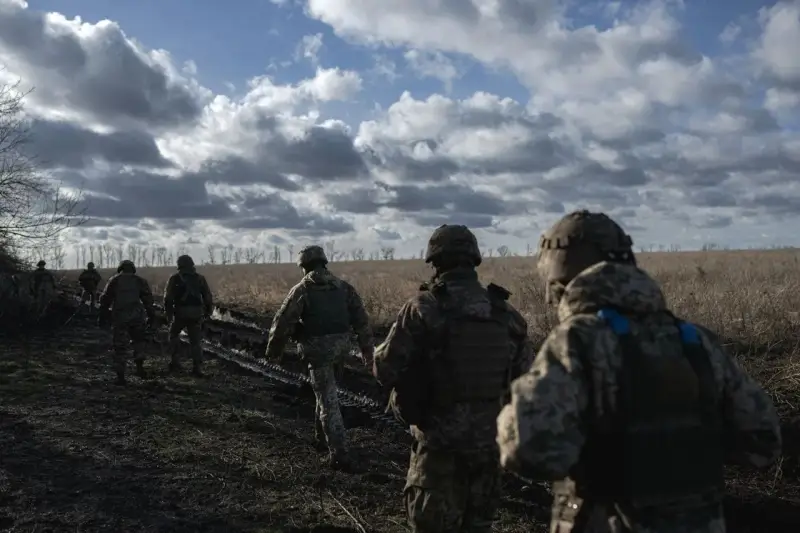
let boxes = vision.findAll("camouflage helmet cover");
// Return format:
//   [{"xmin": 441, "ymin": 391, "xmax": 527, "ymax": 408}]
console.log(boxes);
[
  {"xmin": 425, "ymin": 224, "xmax": 482, "ymax": 266},
  {"xmin": 87, "ymin": 262, "xmax": 95, "ymax": 269},
  {"xmin": 537, "ymin": 209, "xmax": 634, "ymax": 284},
  {"xmin": 117, "ymin": 259, "xmax": 136, "ymax": 273},
  {"xmin": 297, "ymin": 245, "xmax": 328, "ymax": 267},
  {"xmin": 36, "ymin": 260, "xmax": 46, "ymax": 267},
  {"xmin": 177, "ymin": 254, "xmax": 194, "ymax": 268}
]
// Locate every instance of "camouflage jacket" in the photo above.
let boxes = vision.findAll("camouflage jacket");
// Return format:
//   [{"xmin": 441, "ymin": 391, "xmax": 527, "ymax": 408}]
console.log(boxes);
[
  {"xmin": 99, "ymin": 272, "xmax": 155, "ymax": 324},
  {"xmin": 265, "ymin": 267, "xmax": 373, "ymax": 362},
  {"xmin": 374, "ymin": 268, "xmax": 534, "ymax": 452},
  {"xmin": 163, "ymin": 267, "xmax": 214, "ymax": 318},
  {"xmin": 496, "ymin": 261, "xmax": 782, "ymax": 532},
  {"xmin": 32, "ymin": 267, "xmax": 55, "ymax": 291},
  {"xmin": 78, "ymin": 269, "xmax": 102, "ymax": 288}
]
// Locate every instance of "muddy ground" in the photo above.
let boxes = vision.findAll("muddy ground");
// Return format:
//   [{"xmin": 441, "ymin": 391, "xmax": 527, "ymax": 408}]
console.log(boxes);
[{"xmin": 1, "ymin": 307, "xmax": 799, "ymax": 532}]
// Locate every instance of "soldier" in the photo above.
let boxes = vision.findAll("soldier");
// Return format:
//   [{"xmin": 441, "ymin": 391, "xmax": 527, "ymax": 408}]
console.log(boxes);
[
  {"xmin": 263, "ymin": 245, "xmax": 374, "ymax": 470},
  {"xmin": 32, "ymin": 260, "xmax": 56, "ymax": 319},
  {"xmin": 78, "ymin": 261, "xmax": 102, "ymax": 312},
  {"xmin": 164, "ymin": 254, "xmax": 213, "ymax": 377},
  {"xmin": 496, "ymin": 210, "xmax": 783, "ymax": 533},
  {"xmin": 373, "ymin": 225, "xmax": 533, "ymax": 533},
  {"xmin": 98, "ymin": 259, "xmax": 155, "ymax": 385}
]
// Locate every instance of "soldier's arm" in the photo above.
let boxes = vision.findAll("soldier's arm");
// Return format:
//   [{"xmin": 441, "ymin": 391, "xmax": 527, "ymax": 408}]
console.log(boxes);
[
  {"xmin": 163, "ymin": 275, "xmax": 177, "ymax": 315},
  {"xmin": 265, "ymin": 285, "xmax": 305, "ymax": 360},
  {"xmin": 344, "ymin": 282, "xmax": 373, "ymax": 352},
  {"xmin": 372, "ymin": 297, "xmax": 427, "ymax": 387},
  {"xmin": 507, "ymin": 306, "xmax": 535, "ymax": 381},
  {"xmin": 200, "ymin": 276, "xmax": 214, "ymax": 315},
  {"xmin": 496, "ymin": 321, "xmax": 591, "ymax": 480},
  {"xmin": 700, "ymin": 332, "xmax": 782, "ymax": 468},
  {"xmin": 98, "ymin": 276, "xmax": 117, "ymax": 309},
  {"xmin": 139, "ymin": 278, "xmax": 154, "ymax": 309}
]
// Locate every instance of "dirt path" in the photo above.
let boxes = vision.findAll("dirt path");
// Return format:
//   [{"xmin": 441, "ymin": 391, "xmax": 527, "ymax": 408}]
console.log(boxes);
[{"xmin": 0, "ymin": 313, "xmax": 545, "ymax": 532}]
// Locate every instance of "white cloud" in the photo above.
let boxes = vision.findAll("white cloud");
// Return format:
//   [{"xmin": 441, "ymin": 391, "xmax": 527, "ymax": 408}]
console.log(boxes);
[
  {"xmin": 404, "ymin": 49, "xmax": 461, "ymax": 92},
  {"xmin": 297, "ymin": 33, "xmax": 323, "ymax": 64}
]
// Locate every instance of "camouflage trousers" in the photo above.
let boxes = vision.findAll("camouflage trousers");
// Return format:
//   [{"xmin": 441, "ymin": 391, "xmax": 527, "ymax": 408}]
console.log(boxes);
[
  {"xmin": 34, "ymin": 285, "xmax": 54, "ymax": 318},
  {"xmin": 302, "ymin": 334, "xmax": 350, "ymax": 455},
  {"xmin": 80, "ymin": 286, "xmax": 98, "ymax": 308},
  {"xmin": 404, "ymin": 442, "xmax": 501, "ymax": 533},
  {"xmin": 168, "ymin": 317, "xmax": 203, "ymax": 367},
  {"xmin": 112, "ymin": 318, "xmax": 148, "ymax": 373}
]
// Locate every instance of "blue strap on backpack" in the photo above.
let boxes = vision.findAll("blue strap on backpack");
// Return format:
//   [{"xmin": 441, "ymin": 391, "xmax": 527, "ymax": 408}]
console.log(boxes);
[{"xmin": 597, "ymin": 307, "xmax": 700, "ymax": 345}]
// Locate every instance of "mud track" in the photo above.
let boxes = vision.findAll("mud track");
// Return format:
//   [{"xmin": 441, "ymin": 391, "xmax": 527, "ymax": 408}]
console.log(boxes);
[{"xmin": 0, "ymin": 292, "xmax": 797, "ymax": 531}]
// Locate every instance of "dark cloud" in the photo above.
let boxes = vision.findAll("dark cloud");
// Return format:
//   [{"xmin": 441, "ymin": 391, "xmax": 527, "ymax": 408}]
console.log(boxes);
[
  {"xmin": 374, "ymin": 228, "xmax": 401, "ymax": 240},
  {"xmin": 0, "ymin": 1, "xmax": 205, "ymax": 129},
  {"xmin": 28, "ymin": 119, "xmax": 172, "ymax": 169},
  {"xmin": 413, "ymin": 212, "xmax": 495, "ymax": 228},
  {"xmin": 218, "ymin": 192, "xmax": 353, "ymax": 234},
  {"xmin": 695, "ymin": 215, "xmax": 733, "ymax": 229}
]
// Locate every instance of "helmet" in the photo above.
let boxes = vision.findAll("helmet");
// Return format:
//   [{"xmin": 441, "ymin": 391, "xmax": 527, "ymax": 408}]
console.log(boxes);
[
  {"xmin": 537, "ymin": 210, "xmax": 634, "ymax": 300},
  {"xmin": 424, "ymin": 224, "xmax": 482, "ymax": 266},
  {"xmin": 36, "ymin": 260, "xmax": 46, "ymax": 267},
  {"xmin": 297, "ymin": 245, "xmax": 328, "ymax": 267},
  {"xmin": 87, "ymin": 262, "xmax": 95, "ymax": 269},
  {"xmin": 117, "ymin": 259, "xmax": 136, "ymax": 273},
  {"xmin": 177, "ymin": 254, "xmax": 194, "ymax": 269}
]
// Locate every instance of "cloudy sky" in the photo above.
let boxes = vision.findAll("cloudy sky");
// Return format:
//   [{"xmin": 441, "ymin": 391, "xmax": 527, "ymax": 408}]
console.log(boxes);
[{"xmin": 2, "ymin": 0, "xmax": 799, "ymax": 263}]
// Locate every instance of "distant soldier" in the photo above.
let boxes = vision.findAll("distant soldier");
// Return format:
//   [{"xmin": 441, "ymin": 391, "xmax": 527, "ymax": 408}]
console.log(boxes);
[
  {"xmin": 263, "ymin": 245, "xmax": 374, "ymax": 470},
  {"xmin": 98, "ymin": 259, "xmax": 155, "ymax": 385},
  {"xmin": 32, "ymin": 260, "xmax": 56, "ymax": 318},
  {"xmin": 78, "ymin": 262, "xmax": 102, "ymax": 311},
  {"xmin": 497, "ymin": 210, "xmax": 783, "ymax": 533},
  {"xmin": 164, "ymin": 254, "xmax": 213, "ymax": 377},
  {"xmin": 373, "ymin": 225, "xmax": 533, "ymax": 533}
]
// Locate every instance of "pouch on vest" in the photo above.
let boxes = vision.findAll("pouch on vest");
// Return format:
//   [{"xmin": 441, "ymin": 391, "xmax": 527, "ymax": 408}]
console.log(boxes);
[
  {"xmin": 176, "ymin": 273, "xmax": 204, "ymax": 307},
  {"xmin": 387, "ymin": 357, "xmax": 434, "ymax": 427},
  {"xmin": 579, "ymin": 308, "xmax": 725, "ymax": 512},
  {"xmin": 113, "ymin": 274, "xmax": 144, "ymax": 311}
]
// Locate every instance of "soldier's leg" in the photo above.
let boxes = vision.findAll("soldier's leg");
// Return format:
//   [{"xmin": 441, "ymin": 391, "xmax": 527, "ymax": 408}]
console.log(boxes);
[
  {"xmin": 403, "ymin": 442, "xmax": 466, "ymax": 533},
  {"xmin": 186, "ymin": 320, "xmax": 204, "ymax": 376},
  {"xmin": 308, "ymin": 362, "xmax": 347, "ymax": 457},
  {"xmin": 111, "ymin": 323, "xmax": 132, "ymax": 384},
  {"xmin": 168, "ymin": 318, "xmax": 185, "ymax": 370},
  {"xmin": 130, "ymin": 321, "xmax": 148, "ymax": 378},
  {"xmin": 460, "ymin": 455, "xmax": 501, "ymax": 533}
]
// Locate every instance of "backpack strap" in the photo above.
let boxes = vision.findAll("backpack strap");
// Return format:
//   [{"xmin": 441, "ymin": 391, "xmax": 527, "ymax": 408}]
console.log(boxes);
[{"xmin": 596, "ymin": 307, "xmax": 631, "ymax": 335}]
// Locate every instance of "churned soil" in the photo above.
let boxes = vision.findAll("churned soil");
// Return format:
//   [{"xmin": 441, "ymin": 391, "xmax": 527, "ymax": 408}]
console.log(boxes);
[{"xmin": 0, "ymin": 312, "xmax": 545, "ymax": 533}]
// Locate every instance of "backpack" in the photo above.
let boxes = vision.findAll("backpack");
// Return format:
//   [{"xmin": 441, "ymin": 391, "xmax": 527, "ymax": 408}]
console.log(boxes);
[{"xmin": 575, "ymin": 307, "xmax": 725, "ymax": 514}]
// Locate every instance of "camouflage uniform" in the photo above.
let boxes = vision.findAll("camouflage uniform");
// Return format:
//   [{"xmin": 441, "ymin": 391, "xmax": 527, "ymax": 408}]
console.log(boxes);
[
  {"xmin": 32, "ymin": 260, "xmax": 56, "ymax": 319},
  {"xmin": 264, "ymin": 245, "xmax": 373, "ymax": 469},
  {"xmin": 164, "ymin": 255, "xmax": 213, "ymax": 377},
  {"xmin": 78, "ymin": 262, "xmax": 102, "ymax": 310},
  {"xmin": 374, "ymin": 225, "xmax": 534, "ymax": 533},
  {"xmin": 99, "ymin": 260, "xmax": 155, "ymax": 385},
  {"xmin": 496, "ymin": 210, "xmax": 783, "ymax": 533}
]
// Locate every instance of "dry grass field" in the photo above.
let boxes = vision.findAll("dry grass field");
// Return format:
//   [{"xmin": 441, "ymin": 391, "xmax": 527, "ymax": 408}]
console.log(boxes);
[{"xmin": 3, "ymin": 249, "xmax": 797, "ymax": 532}]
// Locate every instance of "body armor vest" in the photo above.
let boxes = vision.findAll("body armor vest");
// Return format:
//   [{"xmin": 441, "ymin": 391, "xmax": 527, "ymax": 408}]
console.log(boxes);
[
  {"xmin": 175, "ymin": 272, "xmax": 204, "ymax": 307},
  {"xmin": 431, "ymin": 283, "xmax": 512, "ymax": 408},
  {"xmin": 575, "ymin": 308, "xmax": 725, "ymax": 515},
  {"xmin": 112, "ymin": 274, "xmax": 144, "ymax": 311},
  {"xmin": 301, "ymin": 283, "xmax": 350, "ymax": 337}
]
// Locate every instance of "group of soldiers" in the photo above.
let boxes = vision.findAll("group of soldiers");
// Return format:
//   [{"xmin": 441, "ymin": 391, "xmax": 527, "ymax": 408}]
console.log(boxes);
[
  {"xmin": 75, "ymin": 254, "xmax": 214, "ymax": 385},
  {"xmin": 65, "ymin": 209, "xmax": 782, "ymax": 533}
]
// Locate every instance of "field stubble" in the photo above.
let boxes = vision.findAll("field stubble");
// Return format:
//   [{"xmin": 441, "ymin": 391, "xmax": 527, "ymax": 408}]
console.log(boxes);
[{"xmin": 45, "ymin": 249, "xmax": 800, "ymax": 529}]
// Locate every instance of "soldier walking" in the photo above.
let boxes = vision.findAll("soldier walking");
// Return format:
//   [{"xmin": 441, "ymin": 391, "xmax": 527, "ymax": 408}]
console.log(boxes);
[
  {"xmin": 164, "ymin": 254, "xmax": 213, "ymax": 377},
  {"xmin": 496, "ymin": 210, "xmax": 783, "ymax": 533},
  {"xmin": 32, "ymin": 260, "xmax": 56, "ymax": 319},
  {"xmin": 373, "ymin": 225, "xmax": 533, "ymax": 533},
  {"xmin": 98, "ymin": 260, "xmax": 155, "ymax": 385},
  {"xmin": 263, "ymin": 245, "xmax": 374, "ymax": 470},
  {"xmin": 78, "ymin": 261, "xmax": 102, "ymax": 312}
]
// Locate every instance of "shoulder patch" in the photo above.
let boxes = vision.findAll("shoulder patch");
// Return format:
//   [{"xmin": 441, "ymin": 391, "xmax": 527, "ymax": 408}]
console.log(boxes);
[{"xmin": 678, "ymin": 321, "xmax": 700, "ymax": 344}]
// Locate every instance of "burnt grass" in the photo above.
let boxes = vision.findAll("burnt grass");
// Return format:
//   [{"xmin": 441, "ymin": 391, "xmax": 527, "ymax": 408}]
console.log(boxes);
[{"xmin": 1, "ymin": 309, "xmax": 799, "ymax": 532}]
